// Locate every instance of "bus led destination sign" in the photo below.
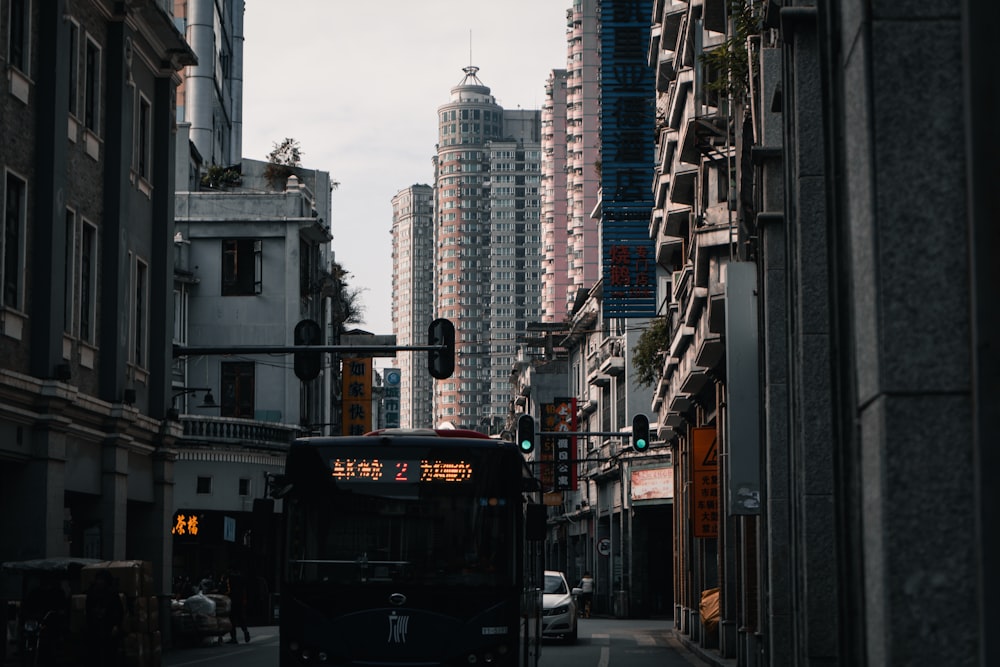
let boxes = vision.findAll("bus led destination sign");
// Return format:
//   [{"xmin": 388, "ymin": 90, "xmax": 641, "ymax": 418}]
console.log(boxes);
[{"xmin": 330, "ymin": 458, "xmax": 473, "ymax": 483}]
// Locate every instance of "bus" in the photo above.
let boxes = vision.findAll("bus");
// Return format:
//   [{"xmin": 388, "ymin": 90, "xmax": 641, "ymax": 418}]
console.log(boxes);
[{"xmin": 276, "ymin": 428, "xmax": 546, "ymax": 666}]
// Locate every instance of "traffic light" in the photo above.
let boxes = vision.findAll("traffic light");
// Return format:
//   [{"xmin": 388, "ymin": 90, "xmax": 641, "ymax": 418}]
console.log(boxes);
[
  {"xmin": 516, "ymin": 414, "xmax": 535, "ymax": 454},
  {"xmin": 632, "ymin": 413, "xmax": 650, "ymax": 452},
  {"xmin": 427, "ymin": 318, "xmax": 455, "ymax": 379},
  {"xmin": 293, "ymin": 318, "xmax": 322, "ymax": 381}
]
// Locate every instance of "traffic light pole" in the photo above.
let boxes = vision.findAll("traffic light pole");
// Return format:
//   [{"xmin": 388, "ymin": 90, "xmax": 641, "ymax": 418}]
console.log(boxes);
[
  {"xmin": 173, "ymin": 344, "xmax": 443, "ymax": 357},
  {"xmin": 534, "ymin": 431, "xmax": 631, "ymax": 438}
]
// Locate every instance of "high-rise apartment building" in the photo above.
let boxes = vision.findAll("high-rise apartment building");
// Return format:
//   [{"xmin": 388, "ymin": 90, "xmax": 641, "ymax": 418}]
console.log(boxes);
[
  {"xmin": 564, "ymin": 0, "xmax": 602, "ymax": 311},
  {"xmin": 540, "ymin": 70, "xmax": 569, "ymax": 321},
  {"xmin": 431, "ymin": 67, "xmax": 542, "ymax": 429},
  {"xmin": 540, "ymin": 0, "xmax": 602, "ymax": 323},
  {"xmin": 391, "ymin": 184, "xmax": 435, "ymax": 428},
  {"xmin": 174, "ymin": 0, "xmax": 244, "ymax": 167}
]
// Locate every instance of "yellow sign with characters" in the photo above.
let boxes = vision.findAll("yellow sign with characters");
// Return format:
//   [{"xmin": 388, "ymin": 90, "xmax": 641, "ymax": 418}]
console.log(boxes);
[
  {"xmin": 692, "ymin": 427, "xmax": 719, "ymax": 539},
  {"xmin": 171, "ymin": 513, "xmax": 199, "ymax": 536},
  {"xmin": 341, "ymin": 357, "xmax": 373, "ymax": 435}
]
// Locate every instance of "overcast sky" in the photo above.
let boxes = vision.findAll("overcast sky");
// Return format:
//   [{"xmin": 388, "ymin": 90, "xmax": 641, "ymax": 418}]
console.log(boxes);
[{"xmin": 241, "ymin": 1, "xmax": 570, "ymax": 341}]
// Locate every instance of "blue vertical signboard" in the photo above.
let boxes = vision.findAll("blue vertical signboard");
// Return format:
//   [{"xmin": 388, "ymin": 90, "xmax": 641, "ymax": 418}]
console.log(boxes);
[
  {"xmin": 601, "ymin": 0, "xmax": 656, "ymax": 318},
  {"xmin": 384, "ymin": 368, "xmax": 401, "ymax": 429}
]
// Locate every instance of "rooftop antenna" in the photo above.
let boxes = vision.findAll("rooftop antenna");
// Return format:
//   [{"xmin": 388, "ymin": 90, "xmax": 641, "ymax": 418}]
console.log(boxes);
[{"xmin": 469, "ymin": 30, "xmax": 473, "ymax": 68}]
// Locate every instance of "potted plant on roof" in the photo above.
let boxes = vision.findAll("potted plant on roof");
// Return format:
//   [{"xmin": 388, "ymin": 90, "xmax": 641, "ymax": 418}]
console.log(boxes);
[{"xmin": 264, "ymin": 137, "xmax": 303, "ymax": 190}]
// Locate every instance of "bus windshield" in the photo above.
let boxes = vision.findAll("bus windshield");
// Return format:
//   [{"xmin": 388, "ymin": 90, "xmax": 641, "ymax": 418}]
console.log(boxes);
[{"xmin": 284, "ymin": 444, "xmax": 519, "ymax": 588}]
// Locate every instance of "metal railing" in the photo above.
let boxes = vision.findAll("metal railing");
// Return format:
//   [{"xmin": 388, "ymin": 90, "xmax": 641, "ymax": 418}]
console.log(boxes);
[{"xmin": 179, "ymin": 415, "xmax": 305, "ymax": 450}]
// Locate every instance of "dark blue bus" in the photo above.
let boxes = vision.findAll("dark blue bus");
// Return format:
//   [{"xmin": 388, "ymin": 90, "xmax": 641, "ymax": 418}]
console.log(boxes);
[{"xmin": 277, "ymin": 428, "xmax": 544, "ymax": 666}]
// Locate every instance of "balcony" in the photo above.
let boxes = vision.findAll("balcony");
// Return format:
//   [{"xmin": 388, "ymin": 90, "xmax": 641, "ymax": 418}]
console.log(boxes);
[
  {"xmin": 657, "ymin": 51, "xmax": 676, "ymax": 93},
  {"xmin": 664, "ymin": 204, "xmax": 691, "ymax": 238},
  {"xmin": 670, "ymin": 162, "xmax": 697, "ymax": 206},
  {"xmin": 598, "ymin": 338, "xmax": 626, "ymax": 377},
  {"xmin": 587, "ymin": 366, "xmax": 612, "ymax": 387},
  {"xmin": 178, "ymin": 415, "xmax": 305, "ymax": 451},
  {"xmin": 662, "ymin": 2, "xmax": 687, "ymax": 53}
]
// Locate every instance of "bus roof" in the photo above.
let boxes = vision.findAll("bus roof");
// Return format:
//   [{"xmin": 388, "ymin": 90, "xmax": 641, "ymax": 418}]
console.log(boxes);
[{"xmin": 363, "ymin": 428, "xmax": 493, "ymax": 439}]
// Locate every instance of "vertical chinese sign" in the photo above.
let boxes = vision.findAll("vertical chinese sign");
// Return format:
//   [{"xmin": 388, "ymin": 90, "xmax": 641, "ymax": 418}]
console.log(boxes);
[
  {"xmin": 691, "ymin": 426, "xmax": 719, "ymax": 538},
  {"xmin": 341, "ymin": 358, "xmax": 372, "ymax": 435},
  {"xmin": 541, "ymin": 398, "xmax": 578, "ymax": 492},
  {"xmin": 600, "ymin": 0, "xmax": 656, "ymax": 318},
  {"xmin": 383, "ymin": 368, "xmax": 401, "ymax": 429}
]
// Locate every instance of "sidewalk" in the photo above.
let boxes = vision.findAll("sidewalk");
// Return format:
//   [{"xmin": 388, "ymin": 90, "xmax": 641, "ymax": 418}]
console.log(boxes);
[{"xmin": 668, "ymin": 629, "xmax": 738, "ymax": 667}]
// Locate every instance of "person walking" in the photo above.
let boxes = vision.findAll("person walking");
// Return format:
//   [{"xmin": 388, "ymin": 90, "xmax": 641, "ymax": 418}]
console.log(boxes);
[
  {"xmin": 578, "ymin": 572, "xmax": 594, "ymax": 618},
  {"xmin": 226, "ymin": 570, "xmax": 250, "ymax": 644}
]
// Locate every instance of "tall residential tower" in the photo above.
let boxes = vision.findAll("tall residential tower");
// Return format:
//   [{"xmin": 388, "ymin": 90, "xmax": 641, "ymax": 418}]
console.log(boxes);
[
  {"xmin": 431, "ymin": 67, "xmax": 542, "ymax": 430},
  {"xmin": 391, "ymin": 184, "xmax": 435, "ymax": 428}
]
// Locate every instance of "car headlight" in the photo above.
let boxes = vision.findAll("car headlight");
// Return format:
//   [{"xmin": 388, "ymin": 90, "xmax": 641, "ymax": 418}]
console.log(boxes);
[{"xmin": 552, "ymin": 605, "xmax": 569, "ymax": 615}]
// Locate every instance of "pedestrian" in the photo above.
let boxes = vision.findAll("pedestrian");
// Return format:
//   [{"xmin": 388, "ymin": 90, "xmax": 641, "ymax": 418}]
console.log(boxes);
[
  {"xmin": 85, "ymin": 569, "xmax": 124, "ymax": 667},
  {"xmin": 578, "ymin": 572, "xmax": 594, "ymax": 618},
  {"xmin": 226, "ymin": 570, "xmax": 250, "ymax": 644}
]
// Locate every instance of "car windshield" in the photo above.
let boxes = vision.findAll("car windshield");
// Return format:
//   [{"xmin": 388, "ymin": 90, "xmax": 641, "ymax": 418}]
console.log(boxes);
[{"xmin": 543, "ymin": 574, "xmax": 567, "ymax": 594}]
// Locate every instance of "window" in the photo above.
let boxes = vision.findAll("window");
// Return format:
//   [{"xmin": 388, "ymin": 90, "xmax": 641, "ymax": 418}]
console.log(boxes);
[
  {"xmin": 136, "ymin": 95, "xmax": 151, "ymax": 180},
  {"xmin": 8, "ymin": 0, "xmax": 29, "ymax": 72},
  {"xmin": 79, "ymin": 221, "xmax": 97, "ymax": 344},
  {"xmin": 64, "ymin": 210, "xmax": 76, "ymax": 333},
  {"xmin": 196, "ymin": 476, "xmax": 213, "ymax": 494},
  {"xmin": 132, "ymin": 258, "xmax": 148, "ymax": 368},
  {"xmin": 221, "ymin": 361, "xmax": 255, "ymax": 418},
  {"xmin": 3, "ymin": 172, "xmax": 26, "ymax": 310},
  {"xmin": 299, "ymin": 239, "xmax": 314, "ymax": 297},
  {"xmin": 84, "ymin": 37, "xmax": 101, "ymax": 132},
  {"xmin": 238, "ymin": 478, "xmax": 251, "ymax": 496},
  {"xmin": 173, "ymin": 288, "xmax": 187, "ymax": 345},
  {"xmin": 68, "ymin": 20, "xmax": 79, "ymax": 116},
  {"xmin": 222, "ymin": 239, "xmax": 262, "ymax": 296}
]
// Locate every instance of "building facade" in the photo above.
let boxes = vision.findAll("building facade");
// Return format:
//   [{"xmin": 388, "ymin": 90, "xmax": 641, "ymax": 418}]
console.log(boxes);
[
  {"xmin": 171, "ymin": 159, "xmax": 334, "ymax": 609},
  {"xmin": 390, "ymin": 184, "xmax": 434, "ymax": 428},
  {"xmin": 431, "ymin": 67, "xmax": 542, "ymax": 430},
  {"xmin": 647, "ymin": 1, "xmax": 998, "ymax": 666},
  {"xmin": 0, "ymin": 0, "xmax": 195, "ymax": 595},
  {"xmin": 539, "ymin": 69, "xmax": 568, "ymax": 322},
  {"xmin": 563, "ymin": 0, "xmax": 601, "ymax": 312}
]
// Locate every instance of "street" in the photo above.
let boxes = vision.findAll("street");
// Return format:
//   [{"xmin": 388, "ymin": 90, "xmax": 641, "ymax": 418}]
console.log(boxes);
[{"xmin": 162, "ymin": 619, "xmax": 712, "ymax": 667}]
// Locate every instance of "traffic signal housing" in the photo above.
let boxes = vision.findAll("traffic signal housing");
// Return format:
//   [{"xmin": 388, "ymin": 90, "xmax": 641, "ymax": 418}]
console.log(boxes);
[
  {"xmin": 632, "ymin": 413, "xmax": 650, "ymax": 452},
  {"xmin": 516, "ymin": 414, "xmax": 535, "ymax": 454},
  {"xmin": 293, "ymin": 318, "xmax": 322, "ymax": 381},
  {"xmin": 427, "ymin": 318, "xmax": 455, "ymax": 379}
]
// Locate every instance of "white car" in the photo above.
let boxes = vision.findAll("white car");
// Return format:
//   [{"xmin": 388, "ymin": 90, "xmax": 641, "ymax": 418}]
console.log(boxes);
[{"xmin": 541, "ymin": 570, "xmax": 578, "ymax": 642}]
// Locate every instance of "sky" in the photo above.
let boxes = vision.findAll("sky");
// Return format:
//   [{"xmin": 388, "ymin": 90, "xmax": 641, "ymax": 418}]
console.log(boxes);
[{"xmin": 241, "ymin": 1, "xmax": 571, "ymax": 339}]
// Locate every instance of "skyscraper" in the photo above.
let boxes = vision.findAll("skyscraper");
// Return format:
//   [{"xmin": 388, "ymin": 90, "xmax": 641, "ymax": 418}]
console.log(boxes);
[
  {"xmin": 564, "ymin": 0, "xmax": 602, "ymax": 312},
  {"xmin": 540, "ymin": 69, "xmax": 569, "ymax": 321},
  {"xmin": 391, "ymin": 184, "xmax": 435, "ymax": 428},
  {"xmin": 432, "ymin": 67, "xmax": 542, "ymax": 429}
]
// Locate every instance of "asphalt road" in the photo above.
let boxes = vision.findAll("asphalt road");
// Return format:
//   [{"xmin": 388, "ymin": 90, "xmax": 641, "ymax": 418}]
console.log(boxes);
[{"xmin": 162, "ymin": 618, "xmax": 714, "ymax": 667}]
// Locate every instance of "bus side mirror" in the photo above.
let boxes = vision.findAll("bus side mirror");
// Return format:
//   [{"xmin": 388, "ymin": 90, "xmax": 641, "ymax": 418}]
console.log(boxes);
[{"xmin": 526, "ymin": 503, "xmax": 546, "ymax": 542}]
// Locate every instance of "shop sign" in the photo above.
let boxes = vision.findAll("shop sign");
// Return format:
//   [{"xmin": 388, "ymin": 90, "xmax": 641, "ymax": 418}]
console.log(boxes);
[
  {"xmin": 692, "ymin": 427, "xmax": 719, "ymax": 538},
  {"xmin": 341, "ymin": 357, "xmax": 373, "ymax": 435},
  {"xmin": 631, "ymin": 466, "xmax": 674, "ymax": 502}
]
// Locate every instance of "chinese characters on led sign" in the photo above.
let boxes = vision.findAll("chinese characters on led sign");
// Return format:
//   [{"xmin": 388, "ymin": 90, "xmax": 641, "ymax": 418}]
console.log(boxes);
[
  {"xmin": 329, "ymin": 458, "xmax": 473, "ymax": 484},
  {"xmin": 171, "ymin": 513, "xmax": 199, "ymax": 536}
]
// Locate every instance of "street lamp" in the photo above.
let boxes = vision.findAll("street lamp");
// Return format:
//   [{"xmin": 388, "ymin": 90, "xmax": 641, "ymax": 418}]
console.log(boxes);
[{"xmin": 167, "ymin": 387, "xmax": 220, "ymax": 420}]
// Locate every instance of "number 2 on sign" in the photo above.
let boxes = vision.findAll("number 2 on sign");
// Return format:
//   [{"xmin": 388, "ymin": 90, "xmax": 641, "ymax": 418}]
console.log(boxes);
[{"xmin": 395, "ymin": 462, "xmax": 409, "ymax": 481}]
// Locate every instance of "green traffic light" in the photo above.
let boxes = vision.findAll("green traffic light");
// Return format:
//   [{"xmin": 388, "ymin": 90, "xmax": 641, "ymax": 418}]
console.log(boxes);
[
  {"xmin": 636, "ymin": 438, "xmax": 647, "ymax": 450},
  {"xmin": 521, "ymin": 440, "xmax": 532, "ymax": 452}
]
